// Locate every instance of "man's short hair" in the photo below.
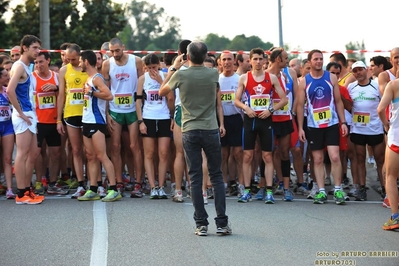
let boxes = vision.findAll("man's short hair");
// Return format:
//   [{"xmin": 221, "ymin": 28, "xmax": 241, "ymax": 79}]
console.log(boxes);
[
  {"xmin": 249, "ymin": 48, "xmax": 264, "ymax": 59},
  {"xmin": 80, "ymin": 50, "xmax": 97, "ymax": 67},
  {"xmin": 66, "ymin": 43, "xmax": 81, "ymax": 54},
  {"xmin": 187, "ymin": 41, "xmax": 207, "ymax": 64},
  {"xmin": 326, "ymin": 62, "xmax": 341, "ymax": 71},
  {"xmin": 329, "ymin": 53, "xmax": 347, "ymax": 67},
  {"xmin": 38, "ymin": 51, "xmax": 51, "ymax": 61},
  {"xmin": 20, "ymin": 35, "xmax": 41, "ymax": 54},
  {"xmin": 308, "ymin": 49, "xmax": 323, "ymax": 61},
  {"xmin": 163, "ymin": 49, "xmax": 177, "ymax": 66},
  {"xmin": 178, "ymin": 40, "xmax": 191, "ymax": 55},
  {"xmin": 109, "ymin": 38, "xmax": 123, "ymax": 47},
  {"xmin": 101, "ymin": 42, "xmax": 110, "ymax": 50},
  {"xmin": 60, "ymin": 42, "xmax": 70, "ymax": 50}
]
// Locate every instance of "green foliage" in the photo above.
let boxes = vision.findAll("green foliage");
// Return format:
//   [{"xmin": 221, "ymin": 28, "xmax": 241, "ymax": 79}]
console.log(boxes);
[
  {"xmin": 7, "ymin": 0, "xmax": 80, "ymax": 49},
  {"xmin": 202, "ymin": 33, "xmax": 273, "ymax": 52},
  {"xmin": 6, "ymin": 0, "xmax": 126, "ymax": 49},
  {"xmin": 345, "ymin": 40, "xmax": 366, "ymax": 62},
  {"xmin": 70, "ymin": 0, "xmax": 127, "ymax": 49},
  {"xmin": 123, "ymin": 0, "xmax": 181, "ymax": 50},
  {"xmin": 0, "ymin": 0, "xmax": 12, "ymax": 48}
]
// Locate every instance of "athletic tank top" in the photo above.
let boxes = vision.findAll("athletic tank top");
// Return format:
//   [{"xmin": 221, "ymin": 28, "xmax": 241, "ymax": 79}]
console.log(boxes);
[
  {"xmin": 219, "ymin": 73, "xmax": 240, "ymax": 116},
  {"xmin": 82, "ymin": 73, "xmax": 107, "ymax": 124},
  {"xmin": 33, "ymin": 71, "xmax": 58, "ymax": 123},
  {"xmin": 142, "ymin": 71, "xmax": 169, "ymax": 120},
  {"xmin": 244, "ymin": 71, "xmax": 273, "ymax": 115},
  {"xmin": 13, "ymin": 61, "xmax": 33, "ymax": 112},
  {"xmin": 0, "ymin": 88, "xmax": 11, "ymax": 122},
  {"xmin": 338, "ymin": 72, "xmax": 352, "ymax": 86},
  {"xmin": 109, "ymin": 54, "xmax": 138, "ymax": 113},
  {"xmin": 347, "ymin": 80, "xmax": 383, "ymax": 135},
  {"xmin": 64, "ymin": 64, "xmax": 87, "ymax": 118},
  {"xmin": 388, "ymin": 96, "xmax": 399, "ymax": 147},
  {"xmin": 305, "ymin": 71, "xmax": 339, "ymax": 128},
  {"xmin": 272, "ymin": 68, "xmax": 292, "ymax": 122}
]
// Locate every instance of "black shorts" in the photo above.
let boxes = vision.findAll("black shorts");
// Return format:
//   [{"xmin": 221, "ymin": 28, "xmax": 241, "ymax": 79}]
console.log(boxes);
[
  {"xmin": 307, "ymin": 124, "xmax": 340, "ymax": 151},
  {"xmin": 221, "ymin": 114, "xmax": 243, "ymax": 147},
  {"xmin": 272, "ymin": 120, "xmax": 294, "ymax": 138},
  {"xmin": 64, "ymin": 116, "xmax": 83, "ymax": 128},
  {"xmin": 82, "ymin": 123, "xmax": 108, "ymax": 138},
  {"xmin": 242, "ymin": 115, "xmax": 273, "ymax": 152},
  {"xmin": 303, "ymin": 117, "xmax": 310, "ymax": 140},
  {"xmin": 350, "ymin": 133, "xmax": 384, "ymax": 146},
  {"xmin": 37, "ymin": 123, "xmax": 61, "ymax": 147},
  {"xmin": 141, "ymin": 119, "xmax": 171, "ymax": 138}
]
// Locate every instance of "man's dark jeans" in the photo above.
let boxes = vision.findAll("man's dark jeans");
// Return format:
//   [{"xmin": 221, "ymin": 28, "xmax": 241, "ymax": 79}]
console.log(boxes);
[{"xmin": 182, "ymin": 129, "xmax": 228, "ymax": 227}]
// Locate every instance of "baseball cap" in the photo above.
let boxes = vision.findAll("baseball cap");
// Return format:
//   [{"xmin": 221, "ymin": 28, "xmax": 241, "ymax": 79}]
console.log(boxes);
[{"xmin": 351, "ymin": 61, "xmax": 367, "ymax": 70}]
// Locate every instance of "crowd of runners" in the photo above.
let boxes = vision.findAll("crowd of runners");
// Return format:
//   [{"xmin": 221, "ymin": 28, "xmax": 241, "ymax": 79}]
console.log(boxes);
[{"xmin": 0, "ymin": 35, "xmax": 398, "ymax": 231}]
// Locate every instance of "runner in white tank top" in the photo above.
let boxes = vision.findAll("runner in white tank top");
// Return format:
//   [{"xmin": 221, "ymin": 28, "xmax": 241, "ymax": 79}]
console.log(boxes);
[
  {"xmin": 136, "ymin": 54, "xmax": 171, "ymax": 200},
  {"xmin": 101, "ymin": 38, "xmax": 144, "ymax": 196}
]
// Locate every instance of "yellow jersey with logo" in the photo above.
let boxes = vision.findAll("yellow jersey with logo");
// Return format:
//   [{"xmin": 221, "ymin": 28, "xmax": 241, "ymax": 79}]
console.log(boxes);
[
  {"xmin": 338, "ymin": 72, "xmax": 351, "ymax": 86},
  {"xmin": 64, "ymin": 64, "xmax": 88, "ymax": 118}
]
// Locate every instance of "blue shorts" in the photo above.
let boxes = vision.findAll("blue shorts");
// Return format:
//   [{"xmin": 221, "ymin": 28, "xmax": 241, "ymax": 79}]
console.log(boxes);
[{"xmin": 0, "ymin": 120, "xmax": 14, "ymax": 137}]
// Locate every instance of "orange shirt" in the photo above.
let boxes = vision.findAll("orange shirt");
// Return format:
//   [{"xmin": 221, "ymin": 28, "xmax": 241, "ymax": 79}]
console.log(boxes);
[{"xmin": 33, "ymin": 71, "xmax": 58, "ymax": 124}]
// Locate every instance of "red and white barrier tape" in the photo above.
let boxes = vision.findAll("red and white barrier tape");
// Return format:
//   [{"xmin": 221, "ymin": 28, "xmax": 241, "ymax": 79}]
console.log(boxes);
[{"xmin": 0, "ymin": 49, "xmax": 393, "ymax": 54}]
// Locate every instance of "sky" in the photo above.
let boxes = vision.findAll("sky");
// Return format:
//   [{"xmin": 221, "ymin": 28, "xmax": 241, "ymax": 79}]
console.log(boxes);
[
  {"xmin": 114, "ymin": 0, "xmax": 398, "ymax": 59},
  {"xmin": 6, "ymin": 0, "xmax": 399, "ymax": 59}
]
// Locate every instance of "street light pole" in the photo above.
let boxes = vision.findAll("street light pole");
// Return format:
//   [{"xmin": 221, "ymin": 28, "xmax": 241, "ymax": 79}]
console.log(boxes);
[
  {"xmin": 278, "ymin": 0, "xmax": 283, "ymax": 48},
  {"xmin": 40, "ymin": 0, "xmax": 50, "ymax": 49}
]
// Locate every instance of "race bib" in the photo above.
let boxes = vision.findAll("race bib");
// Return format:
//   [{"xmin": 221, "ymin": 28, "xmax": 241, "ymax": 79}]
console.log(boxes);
[
  {"xmin": 114, "ymin": 93, "xmax": 132, "ymax": 109},
  {"xmin": 147, "ymin": 90, "xmax": 163, "ymax": 104},
  {"xmin": 313, "ymin": 106, "xmax": 332, "ymax": 125},
  {"xmin": 250, "ymin": 94, "xmax": 270, "ymax": 111},
  {"xmin": 83, "ymin": 94, "xmax": 90, "ymax": 110},
  {"xmin": 221, "ymin": 90, "xmax": 235, "ymax": 103},
  {"xmin": 353, "ymin": 111, "xmax": 370, "ymax": 127},
  {"xmin": 69, "ymin": 88, "xmax": 84, "ymax": 105},
  {"xmin": 37, "ymin": 92, "xmax": 56, "ymax": 110},
  {"xmin": 273, "ymin": 99, "xmax": 290, "ymax": 116},
  {"xmin": 0, "ymin": 106, "xmax": 11, "ymax": 122}
]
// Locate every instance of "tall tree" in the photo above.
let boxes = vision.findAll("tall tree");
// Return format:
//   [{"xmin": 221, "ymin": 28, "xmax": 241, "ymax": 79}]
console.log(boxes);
[
  {"xmin": 0, "ymin": 0, "xmax": 12, "ymax": 49},
  {"xmin": 7, "ymin": 0, "xmax": 80, "ymax": 49},
  {"xmin": 7, "ymin": 0, "xmax": 126, "ymax": 49},
  {"xmin": 203, "ymin": 33, "xmax": 230, "ymax": 51},
  {"xmin": 125, "ymin": 0, "xmax": 181, "ymax": 50},
  {"xmin": 345, "ymin": 40, "xmax": 366, "ymax": 62},
  {"xmin": 70, "ymin": 0, "xmax": 127, "ymax": 49}
]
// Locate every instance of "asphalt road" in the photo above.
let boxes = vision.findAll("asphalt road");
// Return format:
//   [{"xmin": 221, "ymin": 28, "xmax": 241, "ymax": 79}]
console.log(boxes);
[{"xmin": 1, "ymin": 165, "xmax": 398, "ymax": 266}]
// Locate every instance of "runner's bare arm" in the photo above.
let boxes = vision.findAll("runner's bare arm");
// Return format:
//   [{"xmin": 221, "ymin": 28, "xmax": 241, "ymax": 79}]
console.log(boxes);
[
  {"xmin": 270, "ymin": 73, "xmax": 288, "ymax": 110},
  {"xmin": 378, "ymin": 71, "xmax": 389, "ymax": 96},
  {"xmin": 216, "ymin": 85, "xmax": 225, "ymax": 137},
  {"xmin": 91, "ymin": 75, "xmax": 113, "ymax": 101},
  {"xmin": 101, "ymin": 59, "xmax": 111, "ymax": 88},
  {"xmin": 136, "ymin": 56, "xmax": 144, "ymax": 78},
  {"xmin": 6, "ymin": 63, "xmax": 25, "ymax": 116},
  {"xmin": 378, "ymin": 80, "xmax": 396, "ymax": 131},
  {"xmin": 289, "ymin": 68, "xmax": 299, "ymax": 114},
  {"xmin": 296, "ymin": 77, "xmax": 306, "ymax": 142}
]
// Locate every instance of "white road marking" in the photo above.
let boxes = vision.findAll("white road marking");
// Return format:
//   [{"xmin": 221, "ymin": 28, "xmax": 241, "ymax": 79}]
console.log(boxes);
[{"xmin": 90, "ymin": 201, "xmax": 108, "ymax": 266}]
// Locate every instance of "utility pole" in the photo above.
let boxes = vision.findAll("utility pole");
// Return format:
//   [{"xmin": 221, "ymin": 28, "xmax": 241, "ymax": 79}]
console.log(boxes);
[
  {"xmin": 40, "ymin": 0, "xmax": 50, "ymax": 49},
  {"xmin": 278, "ymin": 0, "xmax": 283, "ymax": 48}
]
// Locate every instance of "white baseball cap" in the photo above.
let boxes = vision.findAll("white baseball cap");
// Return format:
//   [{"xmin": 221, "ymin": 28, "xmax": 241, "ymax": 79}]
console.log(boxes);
[{"xmin": 351, "ymin": 61, "xmax": 367, "ymax": 70}]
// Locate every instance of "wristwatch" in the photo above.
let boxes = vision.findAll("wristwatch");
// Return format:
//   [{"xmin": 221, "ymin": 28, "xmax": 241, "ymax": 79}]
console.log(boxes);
[
  {"xmin": 88, "ymin": 90, "xmax": 93, "ymax": 97},
  {"xmin": 169, "ymin": 67, "xmax": 177, "ymax": 72},
  {"xmin": 268, "ymin": 107, "xmax": 275, "ymax": 114},
  {"xmin": 138, "ymin": 120, "xmax": 143, "ymax": 125}
]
